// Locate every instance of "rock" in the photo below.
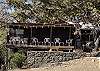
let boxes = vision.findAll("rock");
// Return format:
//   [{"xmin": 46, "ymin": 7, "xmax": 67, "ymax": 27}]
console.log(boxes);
[{"xmin": 27, "ymin": 51, "xmax": 80, "ymax": 68}]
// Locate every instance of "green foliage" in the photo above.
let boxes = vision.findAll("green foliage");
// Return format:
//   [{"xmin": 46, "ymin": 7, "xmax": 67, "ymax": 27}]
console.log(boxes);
[
  {"xmin": 9, "ymin": 50, "xmax": 26, "ymax": 69},
  {"xmin": 7, "ymin": 0, "xmax": 100, "ymax": 24},
  {"xmin": 0, "ymin": 45, "xmax": 7, "ymax": 64},
  {"xmin": 0, "ymin": 25, "xmax": 6, "ymax": 45},
  {"xmin": 0, "ymin": 24, "xmax": 7, "ymax": 67}
]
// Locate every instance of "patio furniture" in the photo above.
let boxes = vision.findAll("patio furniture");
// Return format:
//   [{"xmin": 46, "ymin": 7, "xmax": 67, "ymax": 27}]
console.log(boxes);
[
  {"xmin": 66, "ymin": 39, "xmax": 73, "ymax": 46},
  {"xmin": 20, "ymin": 38, "xmax": 28, "ymax": 45},
  {"xmin": 44, "ymin": 38, "xmax": 51, "ymax": 45},
  {"xmin": 23, "ymin": 38, "xmax": 28, "ymax": 44},
  {"xmin": 31, "ymin": 37, "xmax": 38, "ymax": 45},
  {"xmin": 54, "ymin": 38, "xmax": 61, "ymax": 46},
  {"xmin": 9, "ymin": 37, "xmax": 13, "ymax": 44},
  {"xmin": 9, "ymin": 37, "xmax": 20, "ymax": 45}
]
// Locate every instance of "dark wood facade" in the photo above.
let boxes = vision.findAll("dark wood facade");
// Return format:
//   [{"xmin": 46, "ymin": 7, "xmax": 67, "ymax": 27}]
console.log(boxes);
[{"xmin": 6, "ymin": 23, "xmax": 76, "ymax": 52}]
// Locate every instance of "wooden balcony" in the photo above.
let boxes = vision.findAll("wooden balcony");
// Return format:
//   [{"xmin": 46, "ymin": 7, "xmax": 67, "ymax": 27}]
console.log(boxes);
[
  {"xmin": 6, "ymin": 37, "xmax": 74, "ymax": 52},
  {"xmin": 6, "ymin": 43, "xmax": 74, "ymax": 52}
]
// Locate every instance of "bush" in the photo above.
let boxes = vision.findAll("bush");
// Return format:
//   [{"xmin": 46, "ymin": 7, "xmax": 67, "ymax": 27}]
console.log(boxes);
[
  {"xmin": 9, "ymin": 50, "xmax": 26, "ymax": 69},
  {"xmin": 0, "ymin": 45, "xmax": 7, "ymax": 69}
]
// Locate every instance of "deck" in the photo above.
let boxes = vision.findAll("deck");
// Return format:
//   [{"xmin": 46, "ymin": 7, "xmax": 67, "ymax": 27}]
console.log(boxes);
[{"xmin": 6, "ymin": 44, "xmax": 74, "ymax": 51}]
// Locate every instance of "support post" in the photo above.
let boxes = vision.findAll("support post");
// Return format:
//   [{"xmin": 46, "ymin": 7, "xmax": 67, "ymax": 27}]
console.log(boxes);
[
  {"xmin": 31, "ymin": 27, "xmax": 32, "ymax": 38},
  {"xmin": 50, "ymin": 27, "xmax": 52, "ymax": 46},
  {"xmin": 69, "ymin": 26, "xmax": 71, "ymax": 40}
]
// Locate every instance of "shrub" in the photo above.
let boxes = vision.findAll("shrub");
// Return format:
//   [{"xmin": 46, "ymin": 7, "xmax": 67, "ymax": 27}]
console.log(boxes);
[{"xmin": 9, "ymin": 50, "xmax": 26, "ymax": 69}]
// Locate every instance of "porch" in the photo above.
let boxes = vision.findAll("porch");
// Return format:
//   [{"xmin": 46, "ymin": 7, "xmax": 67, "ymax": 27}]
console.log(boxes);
[{"xmin": 7, "ymin": 23, "xmax": 75, "ymax": 52}]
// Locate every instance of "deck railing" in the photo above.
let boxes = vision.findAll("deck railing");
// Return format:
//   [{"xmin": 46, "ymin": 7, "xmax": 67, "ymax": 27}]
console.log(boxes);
[{"xmin": 7, "ymin": 37, "xmax": 73, "ymax": 46}]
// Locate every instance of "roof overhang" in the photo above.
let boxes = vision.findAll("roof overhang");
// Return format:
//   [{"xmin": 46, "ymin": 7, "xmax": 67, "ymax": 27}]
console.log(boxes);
[{"xmin": 7, "ymin": 23, "xmax": 75, "ymax": 28}]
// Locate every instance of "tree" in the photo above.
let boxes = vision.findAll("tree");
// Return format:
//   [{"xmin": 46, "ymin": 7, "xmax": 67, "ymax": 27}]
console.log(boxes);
[
  {"xmin": 6, "ymin": 0, "xmax": 100, "ymax": 24},
  {"xmin": 0, "ymin": 0, "xmax": 15, "ymax": 69},
  {"xmin": 0, "ymin": 0, "xmax": 14, "ymax": 24}
]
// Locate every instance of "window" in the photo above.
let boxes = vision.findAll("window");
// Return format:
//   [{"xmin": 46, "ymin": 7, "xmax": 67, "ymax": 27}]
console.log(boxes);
[{"xmin": 16, "ymin": 29, "xmax": 24, "ymax": 35}]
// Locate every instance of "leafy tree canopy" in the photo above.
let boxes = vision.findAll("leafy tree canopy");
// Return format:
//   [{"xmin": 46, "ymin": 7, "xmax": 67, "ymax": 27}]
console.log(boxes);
[{"xmin": 6, "ymin": 0, "xmax": 100, "ymax": 24}]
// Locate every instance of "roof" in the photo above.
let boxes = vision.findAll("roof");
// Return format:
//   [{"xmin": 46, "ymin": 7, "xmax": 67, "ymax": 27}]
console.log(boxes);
[{"xmin": 7, "ymin": 23, "xmax": 75, "ymax": 27}]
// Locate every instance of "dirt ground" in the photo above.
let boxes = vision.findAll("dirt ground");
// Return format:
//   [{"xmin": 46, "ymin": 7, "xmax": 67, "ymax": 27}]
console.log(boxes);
[{"xmin": 9, "ymin": 57, "xmax": 100, "ymax": 71}]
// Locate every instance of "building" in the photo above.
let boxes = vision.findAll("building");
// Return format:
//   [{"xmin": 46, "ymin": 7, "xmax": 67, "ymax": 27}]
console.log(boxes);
[{"xmin": 6, "ymin": 23, "xmax": 76, "ymax": 52}]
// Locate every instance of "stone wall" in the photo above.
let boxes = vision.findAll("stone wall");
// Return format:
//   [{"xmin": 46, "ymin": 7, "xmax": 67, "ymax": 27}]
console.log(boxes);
[{"xmin": 27, "ymin": 51, "xmax": 82, "ymax": 68}]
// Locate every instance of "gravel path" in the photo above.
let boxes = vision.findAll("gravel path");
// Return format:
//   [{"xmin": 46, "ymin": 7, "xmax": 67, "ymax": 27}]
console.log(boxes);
[{"xmin": 9, "ymin": 57, "xmax": 100, "ymax": 71}]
